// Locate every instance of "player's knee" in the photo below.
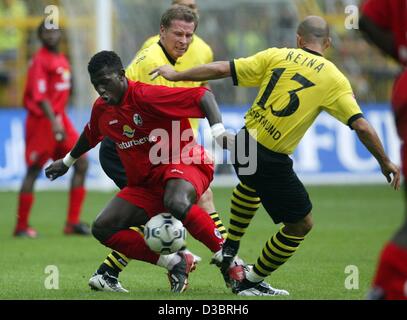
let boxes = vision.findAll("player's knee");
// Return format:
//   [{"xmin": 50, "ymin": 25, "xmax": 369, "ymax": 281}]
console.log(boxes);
[
  {"xmin": 302, "ymin": 218, "xmax": 313, "ymax": 235},
  {"xmin": 284, "ymin": 213, "xmax": 313, "ymax": 237},
  {"xmin": 164, "ymin": 194, "xmax": 192, "ymax": 221},
  {"xmin": 298, "ymin": 214, "xmax": 313, "ymax": 236},
  {"xmin": 91, "ymin": 219, "xmax": 112, "ymax": 243}
]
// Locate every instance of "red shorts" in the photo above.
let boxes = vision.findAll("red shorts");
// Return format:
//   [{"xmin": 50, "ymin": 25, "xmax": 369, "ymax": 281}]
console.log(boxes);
[
  {"xmin": 372, "ymin": 242, "xmax": 407, "ymax": 300},
  {"xmin": 25, "ymin": 113, "xmax": 79, "ymax": 167},
  {"xmin": 392, "ymin": 69, "xmax": 407, "ymax": 177},
  {"xmin": 116, "ymin": 162, "xmax": 214, "ymax": 218}
]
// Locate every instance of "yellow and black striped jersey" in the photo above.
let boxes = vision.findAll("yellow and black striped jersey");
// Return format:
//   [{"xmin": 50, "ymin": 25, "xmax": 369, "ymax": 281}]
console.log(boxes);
[{"xmin": 231, "ymin": 47, "xmax": 362, "ymax": 155}]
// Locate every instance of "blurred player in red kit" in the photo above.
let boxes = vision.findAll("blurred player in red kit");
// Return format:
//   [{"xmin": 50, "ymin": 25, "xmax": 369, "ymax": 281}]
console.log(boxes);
[
  {"xmin": 14, "ymin": 21, "xmax": 90, "ymax": 238},
  {"xmin": 360, "ymin": 0, "xmax": 407, "ymax": 300}
]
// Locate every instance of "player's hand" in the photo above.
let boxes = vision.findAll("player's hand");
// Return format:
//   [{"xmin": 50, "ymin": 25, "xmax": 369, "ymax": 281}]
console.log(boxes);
[
  {"xmin": 149, "ymin": 65, "xmax": 178, "ymax": 81},
  {"xmin": 52, "ymin": 121, "xmax": 66, "ymax": 142},
  {"xmin": 215, "ymin": 131, "xmax": 236, "ymax": 151},
  {"xmin": 380, "ymin": 159, "xmax": 401, "ymax": 190},
  {"xmin": 45, "ymin": 159, "xmax": 70, "ymax": 181}
]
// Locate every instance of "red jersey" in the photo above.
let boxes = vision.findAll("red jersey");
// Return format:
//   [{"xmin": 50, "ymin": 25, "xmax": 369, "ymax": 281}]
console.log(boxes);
[
  {"xmin": 362, "ymin": 0, "xmax": 407, "ymax": 65},
  {"xmin": 23, "ymin": 47, "xmax": 71, "ymax": 116},
  {"xmin": 85, "ymin": 80, "xmax": 209, "ymax": 186}
]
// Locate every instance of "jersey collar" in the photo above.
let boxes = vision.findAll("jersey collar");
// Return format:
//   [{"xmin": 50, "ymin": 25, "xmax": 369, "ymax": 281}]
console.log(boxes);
[
  {"xmin": 158, "ymin": 41, "xmax": 177, "ymax": 65},
  {"xmin": 301, "ymin": 47, "xmax": 323, "ymax": 57}
]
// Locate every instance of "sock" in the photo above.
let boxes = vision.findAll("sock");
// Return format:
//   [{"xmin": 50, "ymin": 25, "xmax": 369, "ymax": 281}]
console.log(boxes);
[
  {"xmin": 252, "ymin": 226, "xmax": 305, "ymax": 278},
  {"xmin": 103, "ymin": 229, "xmax": 159, "ymax": 265},
  {"xmin": 183, "ymin": 204, "xmax": 224, "ymax": 252},
  {"xmin": 67, "ymin": 186, "xmax": 86, "ymax": 225},
  {"xmin": 371, "ymin": 242, "xmax": 407, "ymax": 300},
  {"xmin": 97, "ymin": 226, "xmax": 143, "ymax": 276},
  {"xmin": 98, "ymin": 251, "xmax": 130, "ymax": 277},
  {"xmin": 209, "ymin": 211, "xmax": 227, "ymax": 238},
  {"xmin": 227, "ymin": 183, "xmax": 261, "ymax": 244},
  {"xmin": 16, "ymin": 192, "xmax": 34, "ymax": 231}
]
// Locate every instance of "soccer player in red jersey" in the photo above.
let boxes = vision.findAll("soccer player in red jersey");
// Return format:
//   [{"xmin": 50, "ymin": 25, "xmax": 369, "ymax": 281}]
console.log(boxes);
[
  {"xmin": 45, "ymin": 50, "xmax": 234, "ymax": 293},
  {"xmin": 14, "ymin": 21, "xmax": 90, "ymax": 238},
  {"xmin": 360, "ymin": 0, "xmax": 407, "ymax": 300}
]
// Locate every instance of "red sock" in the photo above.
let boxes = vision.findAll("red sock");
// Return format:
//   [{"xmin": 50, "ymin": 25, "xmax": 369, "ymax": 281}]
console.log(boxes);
[
  {"xmin": 183, "ymin": 204, "xmax": 224, "ymax": 252},
  {"xmin": 67, "ymin": 186, "xmax": 86, "ymax": 225},
  {"xmin": 16, "ymin": 192, "xmax": 34, "ymax": 231},
  {"xmin": 372, "ymin": 242, "xmax": 407, "ymax": 300},
  {"xmin": 104, "ymin": 229, "xmax": 159, "ymax": 264}
]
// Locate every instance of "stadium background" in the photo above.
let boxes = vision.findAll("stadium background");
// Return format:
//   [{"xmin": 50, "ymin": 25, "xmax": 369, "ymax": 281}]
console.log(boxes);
[
  {"xmin": 0, "ymin": 0, "xmax": 404, "ymax": 301},
  {"xmin": 0, "ymin": 0, "xmax": 402, "ymax": 190}
]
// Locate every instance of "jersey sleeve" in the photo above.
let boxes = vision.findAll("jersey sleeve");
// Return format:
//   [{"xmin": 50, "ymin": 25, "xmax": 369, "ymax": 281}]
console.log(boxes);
[
  {"xmin": 231, "ymin": 49, "xmax": 273, "ymax": 87},
  {"xmin": 126, "ymin": 48, "xmax": 171, "ymax": 85},
  {"xmin": 139, "ymin": 35, "xmax": 159, "ymax": 52},
  {"xmin": 361, "ymin": 0, "xmax": 391, "ymax": 29},
  {"xmin": 27, "ymin": 57, "xmax": 48, "ymax": 103},
  {"xmin": 83, "ymin": 100, "xmax": 104, "ymax": 148},
  {"xmin": 125, "ymin": 50, "xmax": 153, "ymax": 82},
  {"xmin": 135, "ymin": 83, "xmax": 207, "ymax": 119},
  {"xmin": 323, "ymin": 76, "xmax": 363, "ymax": 127}
]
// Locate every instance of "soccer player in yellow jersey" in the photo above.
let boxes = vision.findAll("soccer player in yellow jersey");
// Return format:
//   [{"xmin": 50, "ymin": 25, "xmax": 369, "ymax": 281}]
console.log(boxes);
[
  {"xmin": 89, "ymin": 3, "xmax": 232, "ymax": 293},
  {"xmin": 151, "ymin": 16, "xmax": 401, "ymax": 296}
]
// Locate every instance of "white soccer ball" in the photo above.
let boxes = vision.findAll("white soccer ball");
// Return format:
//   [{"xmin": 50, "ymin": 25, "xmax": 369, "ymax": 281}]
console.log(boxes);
[{"xmin": 144, "ymin": 213, "xmax": 186, "ymax": 255}]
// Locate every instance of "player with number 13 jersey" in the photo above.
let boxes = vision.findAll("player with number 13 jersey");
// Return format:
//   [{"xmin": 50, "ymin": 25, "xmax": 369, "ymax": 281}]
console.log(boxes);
[{"xmin": 233, "ymin": 47, "xmax": 362, "ymax": 154}]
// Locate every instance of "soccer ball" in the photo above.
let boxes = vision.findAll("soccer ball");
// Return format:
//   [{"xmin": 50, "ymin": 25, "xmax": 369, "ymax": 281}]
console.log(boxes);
[{"xmin": 144, "ymin": 213, "xmax": 186, "ymax": 255}]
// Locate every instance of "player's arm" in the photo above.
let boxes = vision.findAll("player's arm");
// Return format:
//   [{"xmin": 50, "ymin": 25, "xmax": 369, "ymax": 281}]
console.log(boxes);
[
  {"xmin": 45, "ymin": 131, "xmax": 92, "ymax": 181},
  {"xmin": 39, "ymin": 100, "xmax": 65, "ymax": 141},
  {"xmin": 359, "ymin": 15, "xmax": 397, "ymax": 61},
  {"xmin": 150, "ymin": 61, "xmax": 231, "ymax": 82},
  {"xmin": 200, "ymin": 90, "xmax": 235, "ymax": 150},
  {"xmin": 351, "ymin": 117, "xmax": 400, "ymax": 190},
  {"xmin": 45, "ymin": 103, "xmax": 104, "ymax": 180},
  {"xmin": 31, "ymin": 58, "xmax": 65, "ymax": 141}
]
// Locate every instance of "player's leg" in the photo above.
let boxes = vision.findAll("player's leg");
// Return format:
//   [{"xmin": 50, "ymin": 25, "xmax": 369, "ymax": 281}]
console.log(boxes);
[
  {"xmin": 367, "ymin": 240, "xmax": 407, "ymax": 300},
  {"xmin": 64, "ymin": 156, "xmax": 90, "ymax": 234},
  {"xmin": 198, "ymin": 187, "xmax": 227, "ymax": 238},
  {"xmin": 99, "ymin": 137, "xmax": 128, "ymax": 189},
  {"xmin": 163, "ymin": 178, "xmax": 224, "ymax": 253},
  {"xmin": 14, "ymin": 165, "xmax": 42, "ymax": 237},
  {"xmin": 90, "ymin": 188, "xmax": 196, "ymax": 293},
  {"xmin": 221, "ymin": 182, "xmax": 261, "ymax": 260},
  {"xmin": 15, "ymin": 115, "xmax": 51, "ymax": 238},
  {"xmin": 57, "ymin": 114, "xmax": 90, "ymax": 234},
  {"xmin": 229, "ymin": 140, "xmax": 312, "ymax": 295},
  {"xmin": 94, "ymin": 137, "xmax": 132, "ymax": 283}
]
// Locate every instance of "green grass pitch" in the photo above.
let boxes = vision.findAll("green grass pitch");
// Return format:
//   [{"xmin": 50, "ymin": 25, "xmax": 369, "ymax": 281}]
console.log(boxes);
[{"xmin": 0, "ymin": 185, "xmax": 403, "ymax": 300}]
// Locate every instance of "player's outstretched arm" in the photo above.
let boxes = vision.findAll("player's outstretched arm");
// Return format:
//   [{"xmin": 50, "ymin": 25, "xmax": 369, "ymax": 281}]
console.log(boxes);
[
  {"xmin": 45, "ymin": 132, "xmax": 92, "ymax": 181},
  {"xmin": 199, "ymin": 90, "xmax": 235, "ymax": 150},
  {"xmin": 150, "ymin": 61, "xmax": 231, "ymax": 82},
  {"xmin": 351, "ymin": 117, "xmax": 401, "ymax": 190}
]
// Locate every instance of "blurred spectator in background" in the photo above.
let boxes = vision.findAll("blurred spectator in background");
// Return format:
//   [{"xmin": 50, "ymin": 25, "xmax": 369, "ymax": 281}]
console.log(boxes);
[
  {"xmin": 0, "ymin": 0, "xmax": 27, "ymax": 105},
  {"xmin": 14, "ymin": 20, "xmax": 90, "ymax": 238},
  {"xmin": 360, "ymin": 0, "xmax": 407, "ymax": 300}
]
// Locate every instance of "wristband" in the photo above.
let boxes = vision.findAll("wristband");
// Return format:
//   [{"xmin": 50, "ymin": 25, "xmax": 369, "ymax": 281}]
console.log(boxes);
[
  {"xmin": 211, "ymin": 123, "xmax": 226, "ymax": 138},
  {"xmin": 62, "ymin": 153, "xmax": 77, "ymax": 167}
]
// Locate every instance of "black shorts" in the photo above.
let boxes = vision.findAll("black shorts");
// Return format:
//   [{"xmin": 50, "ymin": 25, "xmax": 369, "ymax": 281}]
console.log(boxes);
[
  {"xmin": 232, "ymin": 128, "xmax": 312, "ymax": 224},
  {"xmin": 99, "ymin": 137, "xmax": 127, "ymax": 189}
]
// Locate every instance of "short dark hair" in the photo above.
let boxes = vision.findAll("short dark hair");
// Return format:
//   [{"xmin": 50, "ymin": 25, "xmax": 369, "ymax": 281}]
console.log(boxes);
[
  {"xmin": 160, "ymin": 5, "xmax": 198, "ymax": 30},
  {"xmin": 88, "ymin": 51, "xmax": 124, "ymax": 75},
  {"xmin": 37, "ymin": 19, "xmax": 60, "ymax": 38}
]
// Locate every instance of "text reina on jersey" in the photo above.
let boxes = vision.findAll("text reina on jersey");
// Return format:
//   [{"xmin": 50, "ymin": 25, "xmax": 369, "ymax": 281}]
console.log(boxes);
[{"xmin": 285, "ymin": 50, "xmax": 325, "ymax": 73}]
